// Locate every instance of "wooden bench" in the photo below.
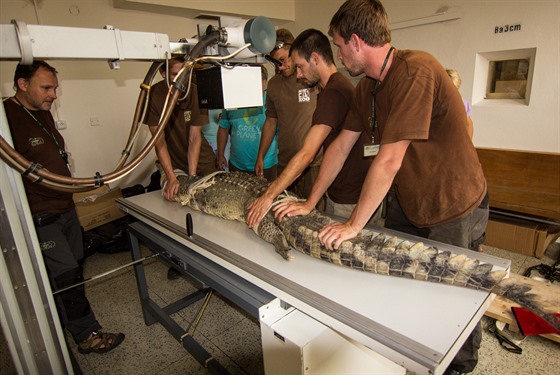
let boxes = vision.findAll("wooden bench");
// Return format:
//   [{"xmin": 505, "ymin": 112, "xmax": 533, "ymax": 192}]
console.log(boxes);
[
  {"xmin": 476, "ymin": 148, "xmax": 560, "ymax": 257},
  {"xmin": 476, "ymin": 148, "xmax": 560, "ymax": 220}
]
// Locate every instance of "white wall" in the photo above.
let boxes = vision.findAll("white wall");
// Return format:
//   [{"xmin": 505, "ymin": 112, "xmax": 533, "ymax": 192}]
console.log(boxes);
[
  {"xmin": 1, "ymin": 0, "xmax": 558, "ymax": 190},
  {"xmin": 385, "ymin": 0, "xmax": 559, "ymax": 153},
  {"xmin": 293, "ymin": 0, "xmax": 560, "ymax": 153},
  {"xmin": 114, "ymin": 0, "xmax": 295, "ymax": 23}
]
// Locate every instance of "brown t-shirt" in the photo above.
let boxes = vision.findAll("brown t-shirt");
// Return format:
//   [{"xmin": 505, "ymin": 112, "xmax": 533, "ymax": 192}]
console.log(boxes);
[
  {"xmin": 266, "ymin": 73, "xmax": 319, "ymax": 168},
  {"xmin": 4, "ymin": 98, "xmax": 74, "ymax": 215},
  {"xmin": 144, "ymin": 80, "xmax": 217, "ymax": 176},
  {"xmin": 313, "ymin": 72, "xmax": 371, "ymax": 204},
  {"xmin": 344, "ymin": 50, "xmax": 486, "ymax": 227}
]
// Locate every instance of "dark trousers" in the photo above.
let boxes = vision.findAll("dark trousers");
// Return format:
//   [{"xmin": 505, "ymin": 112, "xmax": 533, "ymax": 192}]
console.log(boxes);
[
  {"xmin": 34, "ymin": 209, "xmax": 101, "ymax": 343},
  {"xmin": 384, "ymin": 191, "xmax": 489, "ymax": 374}
]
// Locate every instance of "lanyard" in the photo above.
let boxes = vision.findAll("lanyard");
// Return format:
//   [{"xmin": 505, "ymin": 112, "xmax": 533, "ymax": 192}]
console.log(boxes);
[
  {"xmin": 13, "ymin": 97, "xmax": 69, "ymax": 165},
  {"xmin": 370, "ymin": 46, "xmax": 395, "ymax": 143}
]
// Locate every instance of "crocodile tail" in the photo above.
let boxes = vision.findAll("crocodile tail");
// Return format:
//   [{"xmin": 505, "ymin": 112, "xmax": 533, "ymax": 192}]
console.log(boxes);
[{"xmin": 491, "ymin": 275, "xmax": 560, "ymax": 332}]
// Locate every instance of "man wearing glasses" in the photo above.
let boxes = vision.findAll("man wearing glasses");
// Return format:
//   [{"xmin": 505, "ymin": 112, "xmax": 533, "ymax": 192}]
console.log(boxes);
[{"xmin": 254, "ymin": 29, "xmax": 319, "ymax": 202}]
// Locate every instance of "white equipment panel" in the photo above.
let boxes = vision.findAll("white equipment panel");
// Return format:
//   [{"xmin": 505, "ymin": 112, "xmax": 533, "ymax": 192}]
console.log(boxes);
[
  {"xmin": 0, "ymin": 23, "xmax": 170, "ymax": 61},
  {"xmin": 221, "ymin": 66, "xmax": 263, "ymax": 109},
  {"xmin": 260, "ymin": 298, "xmax": 405, "ymax": 375}
]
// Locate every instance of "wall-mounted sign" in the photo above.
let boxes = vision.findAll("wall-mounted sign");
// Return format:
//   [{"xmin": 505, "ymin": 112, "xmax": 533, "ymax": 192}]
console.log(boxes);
[{"xmin": 495, "ymin": 23, "xmax": 521, "ymax": 34}]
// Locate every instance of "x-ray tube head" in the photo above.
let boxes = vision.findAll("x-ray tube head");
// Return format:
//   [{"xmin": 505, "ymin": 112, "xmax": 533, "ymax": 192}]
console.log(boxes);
[{"xmin": 222, "ymin": 16, "xmax": 276, "ymax": 58}]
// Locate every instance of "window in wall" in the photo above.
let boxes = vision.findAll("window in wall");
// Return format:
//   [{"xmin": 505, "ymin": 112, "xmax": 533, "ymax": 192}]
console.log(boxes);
[
  {"xmin": 473, "ymin": 48, "xmax": 536, "ymax": 106},
  {"xmin": 486, "ymin": 58, "xmax": 530, "ymax": 99}
]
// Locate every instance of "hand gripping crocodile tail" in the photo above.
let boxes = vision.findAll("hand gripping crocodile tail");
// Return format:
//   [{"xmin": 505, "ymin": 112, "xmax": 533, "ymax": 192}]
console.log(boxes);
[{"xmin": 175, "ymin": 171, "xmax": 560, "ymax": 332}]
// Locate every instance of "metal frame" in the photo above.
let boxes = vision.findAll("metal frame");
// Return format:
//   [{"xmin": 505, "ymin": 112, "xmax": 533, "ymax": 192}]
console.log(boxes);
[
  {"xmin": 127, "ymin": 221, "xmax": 274, "ymax": 374},
  {"xmin": 0, "ymin": 107, "xmax": 73, "ymax": 375}
]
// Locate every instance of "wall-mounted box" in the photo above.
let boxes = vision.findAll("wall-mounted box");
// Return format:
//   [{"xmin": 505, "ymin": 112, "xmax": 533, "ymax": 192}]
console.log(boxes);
[{"xmin": 473, "ymin": 47, "xmax": 536, "ymax": 106}]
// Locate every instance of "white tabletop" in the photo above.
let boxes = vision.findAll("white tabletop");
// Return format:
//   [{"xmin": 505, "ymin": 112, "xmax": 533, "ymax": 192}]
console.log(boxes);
[{"xmin": 118, "ymin": 191, "xmax": 510, "ymax": 374}]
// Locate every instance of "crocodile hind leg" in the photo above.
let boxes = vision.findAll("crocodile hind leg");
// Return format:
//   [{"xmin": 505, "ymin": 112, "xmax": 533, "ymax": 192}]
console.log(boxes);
[{"xmin": 254, "ymin": 214, "xmax": 293, "ymax": 261}]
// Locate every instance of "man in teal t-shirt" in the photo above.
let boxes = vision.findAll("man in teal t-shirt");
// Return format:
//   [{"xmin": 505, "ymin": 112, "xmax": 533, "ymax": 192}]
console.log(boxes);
[{"xmin": 217, "ymin": 65, "xmax": 278, "ymax": 181}]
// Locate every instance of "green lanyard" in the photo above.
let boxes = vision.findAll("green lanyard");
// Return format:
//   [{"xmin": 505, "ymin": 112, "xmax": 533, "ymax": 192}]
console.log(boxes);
[
  {"xmin": 13, "ymin": 97, "xmax": 69, "ymax": 165},
  {"xmin": 370, "ymin": 46, "xmax": 395, "ymax": 143}
]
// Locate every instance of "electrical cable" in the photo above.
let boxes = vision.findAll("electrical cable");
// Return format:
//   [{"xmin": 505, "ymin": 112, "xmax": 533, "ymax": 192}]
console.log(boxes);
[
  {"xmin": 114, "ymin": 61, "xmax": 161, "ymax": 170},
  {"xmin": 523, "ymin": 260, "xmax": 560, "ymax": 282}
]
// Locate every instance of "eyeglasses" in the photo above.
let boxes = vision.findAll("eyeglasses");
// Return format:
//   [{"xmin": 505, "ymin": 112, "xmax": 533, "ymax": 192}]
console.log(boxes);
[{"xmin": 274, "ymin": 41, "xmax": 291, "ymax": 50}]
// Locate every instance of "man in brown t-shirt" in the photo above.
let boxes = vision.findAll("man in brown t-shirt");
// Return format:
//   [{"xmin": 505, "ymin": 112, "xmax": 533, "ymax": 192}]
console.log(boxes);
[
  {"xmin": 255, "ymin": 28, "xmax": 318, "ymax": 200},
  {"xmin": 4, "ymin": 60, "xmax": 124, "ymax": 354},
  {"xmin": 144, "ymin": 57, "xmax": 218, "ymax": 280},
  {"xmin": 247, "ymin": 29, "xmax": 371, "ymax": 228},
  {"xmin": 308, "ymin": 2, "xmax": 488, "ymax": 374},
  {"xmin": 144, "ymin": 57, "xmax": 217, "ymax": 202}
]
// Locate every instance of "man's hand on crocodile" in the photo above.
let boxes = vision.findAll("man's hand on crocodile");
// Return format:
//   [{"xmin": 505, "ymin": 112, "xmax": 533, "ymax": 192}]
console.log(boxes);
[
  {"xmin": 273, "ymin": 201, "xmax": 313, "ymax": 222},
  {"xmin": 164, "ymin": 177, "xmax": 180, "ymax": 201},
  {"xmin": 318, "ymin": 222, "xmax": 359, "ymax": 250},
  {"xmin": 247, "ymin": 195, "xmax": 274, "ymax": 228}
]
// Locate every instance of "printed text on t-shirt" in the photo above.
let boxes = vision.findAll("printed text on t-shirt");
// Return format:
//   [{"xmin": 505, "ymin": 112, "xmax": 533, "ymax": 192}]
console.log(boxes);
[{"xmin": 298, "ymin": 89, "xmax": 311, "ymax": 103}]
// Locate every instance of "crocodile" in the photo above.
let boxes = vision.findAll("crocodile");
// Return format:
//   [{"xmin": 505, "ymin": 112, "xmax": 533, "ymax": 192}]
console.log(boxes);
[{"xmin": 175, "ymin": 171, "xmax": 560, "ymax": 331}]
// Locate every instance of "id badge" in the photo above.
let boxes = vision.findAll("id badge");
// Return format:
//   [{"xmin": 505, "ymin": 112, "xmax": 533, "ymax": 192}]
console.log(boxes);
[{"xmin": 363, "ymin": 143, "xmax": 380, "ymax": 157}]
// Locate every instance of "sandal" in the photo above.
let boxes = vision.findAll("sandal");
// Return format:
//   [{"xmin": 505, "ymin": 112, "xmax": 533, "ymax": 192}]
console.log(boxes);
[{"xmin": 78, "ymin": 331, "xmax": 125, "ymax": 354}]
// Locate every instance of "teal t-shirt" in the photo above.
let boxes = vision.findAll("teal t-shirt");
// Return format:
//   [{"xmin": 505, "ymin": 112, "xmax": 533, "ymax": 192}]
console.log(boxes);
[
  {"xmin": 219, "ymin": 92, "xmax": 278, "ymax": 171},
  {"xmin": 201, "ymin": 109, "xmax": 221, "ymax": 147}
]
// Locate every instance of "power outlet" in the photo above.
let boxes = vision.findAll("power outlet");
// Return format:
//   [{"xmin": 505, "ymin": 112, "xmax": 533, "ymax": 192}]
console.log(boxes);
[{"xmin": 55, "ymin": 120, "xmax": 67, "ymax": 130}]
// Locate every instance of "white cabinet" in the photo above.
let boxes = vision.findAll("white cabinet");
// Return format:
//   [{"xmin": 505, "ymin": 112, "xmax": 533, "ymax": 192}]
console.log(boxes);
[{"xmin": 260, "ymin": 299, "xmax": 405, "ymax": 375}]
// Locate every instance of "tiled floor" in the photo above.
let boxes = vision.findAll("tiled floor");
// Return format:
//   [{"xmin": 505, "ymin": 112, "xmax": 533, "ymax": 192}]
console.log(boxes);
[{"xmin": 1, "ymin": 238, "xmax": 559, "ymax": 374}]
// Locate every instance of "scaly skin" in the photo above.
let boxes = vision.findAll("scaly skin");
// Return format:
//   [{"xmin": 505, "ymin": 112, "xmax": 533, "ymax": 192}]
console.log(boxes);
[{"xmin": 175, "ymin": 171, "xmax": 560, "ymax": 331}]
